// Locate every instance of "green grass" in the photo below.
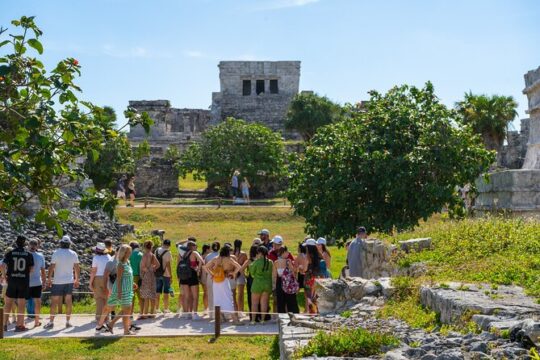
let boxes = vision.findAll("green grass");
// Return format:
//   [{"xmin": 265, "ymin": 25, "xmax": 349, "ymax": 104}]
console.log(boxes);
[
  {"xmin": 0, "ymin": 336, "xmax": 278, "ymax": 360},
  {"xmin": 179, "ymin": 172, "xmax": 207, "ymax": 191},
  {"xmin": 294, "ymin": 327, "xmax": 399, "ymax": 358}
]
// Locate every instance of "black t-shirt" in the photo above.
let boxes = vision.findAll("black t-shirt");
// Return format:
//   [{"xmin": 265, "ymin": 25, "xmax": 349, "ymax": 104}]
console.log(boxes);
[{"xmin": 3, "ymin": 247, "xmax": 34, "ymax": 284}]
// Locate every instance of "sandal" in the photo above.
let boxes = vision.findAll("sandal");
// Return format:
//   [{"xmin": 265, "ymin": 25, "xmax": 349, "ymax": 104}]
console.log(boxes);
[
  {"xmin": 34, "ymin": 322, "xmax": 42, "ymax": 328},
  {"xmin": 105, "ymin": 322, "xmax": 114, "ymax": 334},
  {"xmin": 123, "ymin": 330, "xmax": 136, "ymax": 335}
]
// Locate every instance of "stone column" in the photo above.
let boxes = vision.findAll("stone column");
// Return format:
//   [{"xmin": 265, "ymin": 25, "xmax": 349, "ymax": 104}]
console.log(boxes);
[{"xmin": 522, "ymin": 66, "xmax": 540, "ymax": 169}]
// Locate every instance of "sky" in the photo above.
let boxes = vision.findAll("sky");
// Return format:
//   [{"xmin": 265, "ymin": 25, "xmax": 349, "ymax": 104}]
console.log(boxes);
[{"xmin": 2, "ymin": 0, "xmax": 540, "ymax": 129}]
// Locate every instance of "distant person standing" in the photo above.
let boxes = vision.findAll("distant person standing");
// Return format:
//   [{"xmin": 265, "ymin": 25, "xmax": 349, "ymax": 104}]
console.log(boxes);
[
  {"xmin": 1, "ymin": 236, "xmax": 34, "ymax": 332},
  {"xmin": 126, "ymin": 175, "xmax": 136, "ymax": 207},
  {"xmin": 154, "ymin": 239, "xmax": 172, "ymax": 313},
  {"xmin": 258, "ymin": 229, "xmax": 271, "ymax": 250},
  {"xmin": 346, "ymin": 226, "xmax": 368, "ymax": 277},
  {"xmin": 27, "ymin": 239, "xmax": 46, "ymax": 327},
  {"xmin": 204, "ymin": 241, "xmax": 220, "ymax": 319},
  {"xmin": 129, "ymin": 241, "xmax": 143, "ymax": 317},
  {"xmin": 89, "ymin": 242, "xmax": 112, "ymax": 321},
  {"xmin": 231, "ymin": 170, "xmax": 240, "ymax": 201},
  {"xmin": 241, "ymin": 177, "xmax": 251, "ymax": 204},
  {"xmin": 44, "ymin": 235, "xmax": 80, "ymax": 329},
  {"xmin": 117, "ymin": 174, "xmax": 127, "ymax": 200}
]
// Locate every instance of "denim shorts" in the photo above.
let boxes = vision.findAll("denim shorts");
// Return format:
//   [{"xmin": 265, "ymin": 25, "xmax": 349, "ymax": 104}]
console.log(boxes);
[
  {"xmin": 156, "ymin": 276, "xmax": 171, "ymax": 294},
  {"xmin": 51, "ymin": 283, "xmax": 74, "ymax": 296}
]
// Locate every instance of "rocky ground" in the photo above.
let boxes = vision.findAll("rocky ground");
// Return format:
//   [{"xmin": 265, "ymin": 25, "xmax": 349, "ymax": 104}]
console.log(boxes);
[{"xmin": 0, "ymin": 209, "xmax": 133, "ymax": 291}]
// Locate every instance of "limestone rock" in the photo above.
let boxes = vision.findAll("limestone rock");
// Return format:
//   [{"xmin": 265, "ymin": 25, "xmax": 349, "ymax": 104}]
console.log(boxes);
[{"xmin": 398, "ymin": 238, "xmax": 432, "ymax": 253}]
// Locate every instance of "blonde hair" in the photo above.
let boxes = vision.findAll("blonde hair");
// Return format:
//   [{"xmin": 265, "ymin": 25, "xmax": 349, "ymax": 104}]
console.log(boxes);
[{"xmin": 116, "ymin": 244, "xmax": 132, "ymax": 263}]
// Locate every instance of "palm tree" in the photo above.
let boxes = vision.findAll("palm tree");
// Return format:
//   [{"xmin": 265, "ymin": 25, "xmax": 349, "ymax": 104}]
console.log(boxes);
[{"xmin": 456, "ymin": 93, "xmax": 518, "ymax": 151}]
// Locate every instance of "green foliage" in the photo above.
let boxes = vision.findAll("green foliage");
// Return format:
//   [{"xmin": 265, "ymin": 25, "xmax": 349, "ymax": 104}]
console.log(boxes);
[
  {"xmin": 455, "ymin": 92, "xmax": 518, "ymax": 150},
  {"xmin": 177, "ymin": 118, "xmax": 287, "ymax": 193},
  {"xmin": 164, "ymin": 145, "xmax": 181, "ymax": 162},
  {"xmin": 340, "ymin": 310, "xmax": 352, "ymax": 318},
  {"xmin": 294, "ymin": 327, "xmax": 399, "ymax": 358},
  {"xmin": 0, "ymin": 16, "xmax": 152, "ymax": 233},
  {"xmin": 287, "ymin": 82, "xmax": 494, "ymax": 240},
  {"xmin": 530, "ymin": 347, "xmax": 540, "ymax": 360},
  {"xmin": 285, "ymin": 92, "xmax": 341, "ymax": 140},
  {"xmin": 391, "ymin": 276, "xmax": 416, "ymax": 301},
  {"xmin": 377, "ymin": 296, "xmax": 438, "ymax": 332}
]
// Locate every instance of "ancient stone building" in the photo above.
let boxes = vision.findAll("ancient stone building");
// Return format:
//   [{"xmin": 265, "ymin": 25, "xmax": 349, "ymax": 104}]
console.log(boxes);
[
  {"xmin": 211, "ymin": 61, "xmax": 301, "ymax": 131},
  {"xmin": 498, "ymin": 118, "xmax": 529, "ymax": 169},
  {"xmin": 128, "ymin": 100, "xmax": 211, "ymax": 155}
]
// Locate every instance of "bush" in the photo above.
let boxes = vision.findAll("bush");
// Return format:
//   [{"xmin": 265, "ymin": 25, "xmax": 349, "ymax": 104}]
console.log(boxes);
[{"xmin": 294, "ymin": 327, "xmax": 399, "ymax": 358}]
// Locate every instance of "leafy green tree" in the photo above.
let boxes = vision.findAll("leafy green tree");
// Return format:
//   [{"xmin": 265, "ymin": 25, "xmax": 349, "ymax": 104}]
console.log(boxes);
[
  {"xmin": 0, "ymin": 16, "xmax": 152, "ymax": 232},
  {"xmin": 287, "ymin": 83, "xmax": 494, "ymax": 241},
  {"xmin": 285, "ymin": 92, "xmax": 341, "ymax": 141},
  {"xmin": 178, "ymin": 118, "xmax": 287, "ymax": 194},
  {"xmin": 455, "ymin": 92, "xmax": 518, "ymax": 151}
]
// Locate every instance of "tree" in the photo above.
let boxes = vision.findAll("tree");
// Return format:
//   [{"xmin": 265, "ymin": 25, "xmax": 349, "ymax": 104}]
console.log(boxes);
[
  {"xmin": 285, "ymin": 92, "xmax": 341, "ymax": 141},
  {"xmin": 178, "ymin": 118, "xmax": 287, "ymax": 194},
  {"xmin": 287, "ymin": 83, "xmax": 494, "ymax": 241},
  {"xmin": 455, "ymin": 93, "xmax": 518, "ymax": 151},
  {"xmin": 0, "ymin": 16, "xmax": 152, "ymax": 232}
]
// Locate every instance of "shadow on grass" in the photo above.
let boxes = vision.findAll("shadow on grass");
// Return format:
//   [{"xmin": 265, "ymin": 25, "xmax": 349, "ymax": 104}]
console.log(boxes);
[{"xmin": 80, "ymin": 337, "xmax": 122, "ymax": 350}]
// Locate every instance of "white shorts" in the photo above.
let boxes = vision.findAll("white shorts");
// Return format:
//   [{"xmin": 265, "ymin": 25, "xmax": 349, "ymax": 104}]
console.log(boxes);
[{"xmin": 117, "ymin": 190, "xmax": 125, "ymax": 198}]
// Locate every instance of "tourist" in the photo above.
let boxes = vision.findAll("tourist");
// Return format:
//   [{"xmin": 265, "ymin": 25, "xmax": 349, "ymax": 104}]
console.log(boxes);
[
  {"xmin": 117, "ymin": 174, "xmax": 127, "ymax": 200},
  {"xmin": 96, "ymin": 244, "xmax": 136, "ymax": 335},
  {"xmin": 233, "ymin": 239, "xmax": 248, "ymax": 312},
  {"xmin": 26, "ymin": 239, "xmax": 45, "ymax": 327},
  {"xmin": 139, "ymin": 240, "xmax": 159, "ymax": 319},
  {"xmin": 129, "ymin": 241, "xmax": 143, "ymax": 316},
  {"xmin": 268, "ymin": 235, "xmax": 294, "ymax": 262},
  {"xmin": 89, "ymin": 242, "xmax": 112, "ymax": 322},
  {"xmin": 303, "ymin": 239, "xmax": 324, "ymax": 314},
  {"xmin": 231, "ymin": 170, "xmax": 240, "ymax": 201},
  {"xmin": 244, "ymin": 244, "xmax": 258, "ymax": 320},
  {"xmin": 203, "ymin": 246, "xmax": 242, "ymax": 324},
  {"xmin": 295, "ymin": 242, "xmax": 308, "ymax": 312},
  {"xmin": 316, "ymin": 237, "xmax": 332, "ymax": 277},
  {"xmin": 258, "ymin": 229, "xmax": 271, "ymax": 250},
  {"xmin": 104, "ymin": 239, "xmax": 116, "ymax": 257},
  {"xmin": 178, "ymin": 240, "xmax": 204, "ymax": 319},
  {"xmin": 248, "ymin": 246, "xmax": 273, "ymax": 324},
  {"xmin": 200, "ymin": 243, "xmax": 211, "ymax": 311},
  {"xmin": 223, "ymin": 242, "xmax": 238, "ymax": 311},
  {"xmin": 347, "ymin": 226, "xmax": 367, "ymax": 277},
  {"xmin": 204, "ymin": 241, "xmax": 220, "ymax": 318},
  {"xmin": 126, "ymin": 175, "xmax": 136, "ymax": 207},
  {"xmin": 241, "ymin": 177, "xmax": 250, "ymax": 204},
  {"xmin": 273, "ymin": 246, "xmax": 300, "ymax": 314},
  {"xmin": 1, "ymin": 236, "xmax": 34, "ymax": 332},
  {"xmin": 44, "ymin": 235, "xmax": 80, "ymax": 329},
  {"xmin": 252, "ymin": 238, "xmax": 262, "ymax": 246},
  {"xmin": 154, "ymin": 239, "xmax": 172, "ymax": 313}
]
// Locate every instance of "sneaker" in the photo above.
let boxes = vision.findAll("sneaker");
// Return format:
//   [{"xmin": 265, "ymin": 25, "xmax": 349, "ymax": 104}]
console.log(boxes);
[
  {"xmin": 129, "ymin": 324, "xmax": 141, "ymax": 331},
  {"xmin": 191, "ymin": 313, "xmax": 202, "ymax": 321},
  {"xmin": 44, "ymin": 322, "xmax": 54, "ymax": 330},
  {"xmin": 163, "ymin": 309, "xmax": 171, "ymax": 314},
  {"xmin": 65, "ymin": 321, "xmax": 73, "ymax": 328},
  {"xmin": 95, "ymin": 325, "xmax": 108, "ymax": 334},
  {"xmin": 15, "ymin": 326, "xmax": 29, "ymax": 332}
]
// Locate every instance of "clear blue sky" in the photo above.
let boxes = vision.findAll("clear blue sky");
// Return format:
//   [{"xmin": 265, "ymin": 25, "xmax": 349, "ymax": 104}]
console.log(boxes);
[{"xmin": 3, "ymin": 0, "xmax": 540, "ymax": 129}]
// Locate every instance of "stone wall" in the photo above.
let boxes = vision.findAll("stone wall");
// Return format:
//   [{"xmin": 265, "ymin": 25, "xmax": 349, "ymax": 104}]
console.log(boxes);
[
  {"xmin": 211, "ymin": 61, "xmax": 301, "ymax": 132},
  {"xmin": 133, "ymin": 157, "xmax": 179, "ymax": 198},
  {"xmin": 498, "ymin": 119, "xmax": 529, "ymax": 169}
]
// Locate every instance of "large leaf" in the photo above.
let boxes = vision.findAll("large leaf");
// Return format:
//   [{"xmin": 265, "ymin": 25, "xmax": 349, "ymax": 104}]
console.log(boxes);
[{"xmin": 27, "ymin": 38, "xmax": 43, "ymax": 54}]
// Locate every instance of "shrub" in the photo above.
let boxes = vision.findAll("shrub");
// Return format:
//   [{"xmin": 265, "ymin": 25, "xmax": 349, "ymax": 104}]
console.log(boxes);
[{"xmin": 294, "ymin": 327, "xmax": 399, "ymax": 358}]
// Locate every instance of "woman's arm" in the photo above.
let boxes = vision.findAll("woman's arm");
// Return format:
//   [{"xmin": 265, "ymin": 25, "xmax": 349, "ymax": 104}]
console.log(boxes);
[
  {"xmin": 194, "ymin": 252, "xmax": 204, "ymax": 272},
  {"xmin": 89, "ymin": 267, "xmax": 97, "ymax": 291},
  {"xmin": 272, "ymin": 260, "xmax": 277, "ymax": 290}
]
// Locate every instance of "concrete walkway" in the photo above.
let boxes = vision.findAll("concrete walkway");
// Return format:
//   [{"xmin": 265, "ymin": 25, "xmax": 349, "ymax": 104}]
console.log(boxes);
[{"xmin": 4, "ymin": 314, "xmax": 279, "ymax": 339}]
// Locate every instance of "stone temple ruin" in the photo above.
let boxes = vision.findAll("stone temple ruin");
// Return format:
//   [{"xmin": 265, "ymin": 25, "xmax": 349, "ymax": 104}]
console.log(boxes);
[
  {"xmin": 475, "ymin": 65, "xmax": 540, "ymax": 215},
  {"xmin": 127, "ymin": 61, "xmax": 302, "ymax": 197}
]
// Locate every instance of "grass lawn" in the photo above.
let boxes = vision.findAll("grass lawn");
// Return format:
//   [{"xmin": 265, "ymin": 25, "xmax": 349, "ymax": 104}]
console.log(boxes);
[
  {"xmin": 0, "ymin": 336, "xmax": 278, "ymax": 360},
  {"xmin": 179, "ymin": 173, "xmax": 207, "ymax": 191}
]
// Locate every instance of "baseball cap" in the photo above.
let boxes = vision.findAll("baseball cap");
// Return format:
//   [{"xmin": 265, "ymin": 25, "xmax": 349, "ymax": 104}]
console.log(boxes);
[
  {"xmin": 163, "ymin": 239, "xmax": 171, "ymax": 246},
  {"xmin": 316, "ymin": 237, "xmax": 327, "ymax": 245},
  {"xmin": 60, "ymin": 235, "xmax": 71, "ymax": 244},
  {"xmin": 357, "ymin": 226, "xmax": 367, "ymax": 234},
  {"xmin": 258, "ymin": 229, "xmax": 270, "ymax": 236},
  {"xmin": 271, "ymin": 235, "xmax": 283, "ymax": 244},
  {"xmin": 302, "ymin": 238, "xmax": 317, "ymax": 246},
  {"xmin": 178, "ymin": 245, "xmax": 188, "ymax": 257},
  {"xmin": 94, "ymin": 242, "xmax": 106, "ymax": 252}
]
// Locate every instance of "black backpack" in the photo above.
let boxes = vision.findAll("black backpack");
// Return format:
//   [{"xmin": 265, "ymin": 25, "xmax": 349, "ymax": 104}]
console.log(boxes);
[
  {"xmin": 154, "ymin": 249, "xmax": 169, "ymax": 277},
  {"xmin": 176, "ymin": 251, "xmax": 193, "ymax": 281}
]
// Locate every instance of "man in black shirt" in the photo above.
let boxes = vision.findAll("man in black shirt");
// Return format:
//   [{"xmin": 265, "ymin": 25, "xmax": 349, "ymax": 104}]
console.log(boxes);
[{"xmin": 1, "ymin": 235, "xmax": 34, "ymax": 332}]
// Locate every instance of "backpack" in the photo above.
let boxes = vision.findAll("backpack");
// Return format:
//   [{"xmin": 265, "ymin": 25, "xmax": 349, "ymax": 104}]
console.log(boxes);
[
  {"xmin": 281, "ymin": 261, "xmax": 299, "ymax": 295},
  {"xmin": 213, "ymin": 260, "xmax": 226, "ymax": 283},
  {"xmin": 154, "ymin": 249, "xmax": 169, "ymax": 277},
  {"xmin": 177, "ymin": 251, "xmax": 193, "ymax": 281},
  {"xmin": 108, "ymin": 261, "xmax": 118, "ymax": 284}
]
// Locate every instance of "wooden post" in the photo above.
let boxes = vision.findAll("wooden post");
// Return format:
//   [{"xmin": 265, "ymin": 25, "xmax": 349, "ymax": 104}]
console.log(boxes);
[
  {"xmin": 214, "ymin": 305, "xmax": 221, "ymax": 339},
  {"xmin": 217, "ymin": 197, "xmax": 221, "ymax": 209},
  {"xmin": 0, "ymin": 307, "xmax": 4, "ymax": 339}
]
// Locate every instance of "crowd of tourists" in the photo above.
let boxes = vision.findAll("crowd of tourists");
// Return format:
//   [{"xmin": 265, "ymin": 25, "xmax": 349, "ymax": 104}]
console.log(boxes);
[{"xmin": 0, "ymin": 227, "xmax": 368, "ymax": 335}]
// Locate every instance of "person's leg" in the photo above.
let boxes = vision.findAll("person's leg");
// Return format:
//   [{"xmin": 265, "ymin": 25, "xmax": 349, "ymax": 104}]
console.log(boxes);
[
  {"xmin": 286, "ymin": 292, "xmax": 300, "ymax": 314},
  {"xmin": 251, "ymin": 293, "xmax": 260, "ymax": 323},
  {"xmin": 155, "ymin": 276, "xmax": 162, "ymax": 311},
  {"xmin": 17, "ymin": 298, "xmax": 27, "ymax": 327},
  {"xmin": 260, "ymin": 292, "xmax": 269, "ymax": 321},
  {"xmin": 121, "ymin": 305, "xmax": 131, "ymax": 334},
  {"xmin": 276, "ymin": 280, "xmax": 286, "ymax": 313},
  {"xmin": 149, "ymin": 298, "xmax": 156, "ymax": 316},
  {"xmin": 177, "ymin": 283, "xmax": 183, "ymax": 313},
  {"xmin": 190, "ymin": 285, "xmax": 199, "ymax": 314},
  {"xmin": 163, "ymin": 277, "xmax": 170, "ymax": 311},
  {"xmin": 49, "ymin": 296, "xmax": 59, "ymax": 323},
  {"xmin": 65, "ymin": 294, "xmax": 73, "ymax": 324},
  {"xmin": 231, "ymin": 287, "xmax": 237, "ymax": 312},
  {"xmin": 3, "ymin": 297, "xmax": 14, "ymax": 328},
  {"xmin": 181, "ymin": 285, "xmax": 189, "ymax": 312},
  {"xmin": 140, "ymin": 298, "xmax": 147, "ymax": 317},
  {"xmin": 237, "ymin": 284, "xmax": 245, "ymax": 313},
  {"xmin": 34, "ymin": 298, "xmax": 42, "ymax": 326},
  {"xmin": 202, "ymin": 283, "xmax": 208, "ymax": 311},
  {"xmin": 206, "ymin": 277, "xmax": 214, "ymax": 319},
  {"xmin": 97, "ymin": 305, "xmax": 112, "ymax": 327}
]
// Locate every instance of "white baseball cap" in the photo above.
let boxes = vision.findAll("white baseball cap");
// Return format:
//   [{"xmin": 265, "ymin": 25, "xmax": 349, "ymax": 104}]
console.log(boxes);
[
  {"xmin": 316, "ymin": 237, "xmax": 327, "ymax": 245},
  {"xmin": 302, "ymin": 238, "xmax": 317, "ymax": 246},
  {"xmin": 271, "ymin": 235, "xmax": 283, "ymax": 244},
  {"xmin": 60, "ymin": 235, "xmax": 71, "ymax": 244}
]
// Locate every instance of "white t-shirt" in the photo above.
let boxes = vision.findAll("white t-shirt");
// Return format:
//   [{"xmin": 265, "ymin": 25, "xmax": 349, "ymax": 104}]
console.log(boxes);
[
  {"xmin": 91, "ymin": 254, "xmax": 112, "ymax": 276},
  {"xmin": 51, "ymin": 248, "xmax": 80, "ymax": 285}
]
